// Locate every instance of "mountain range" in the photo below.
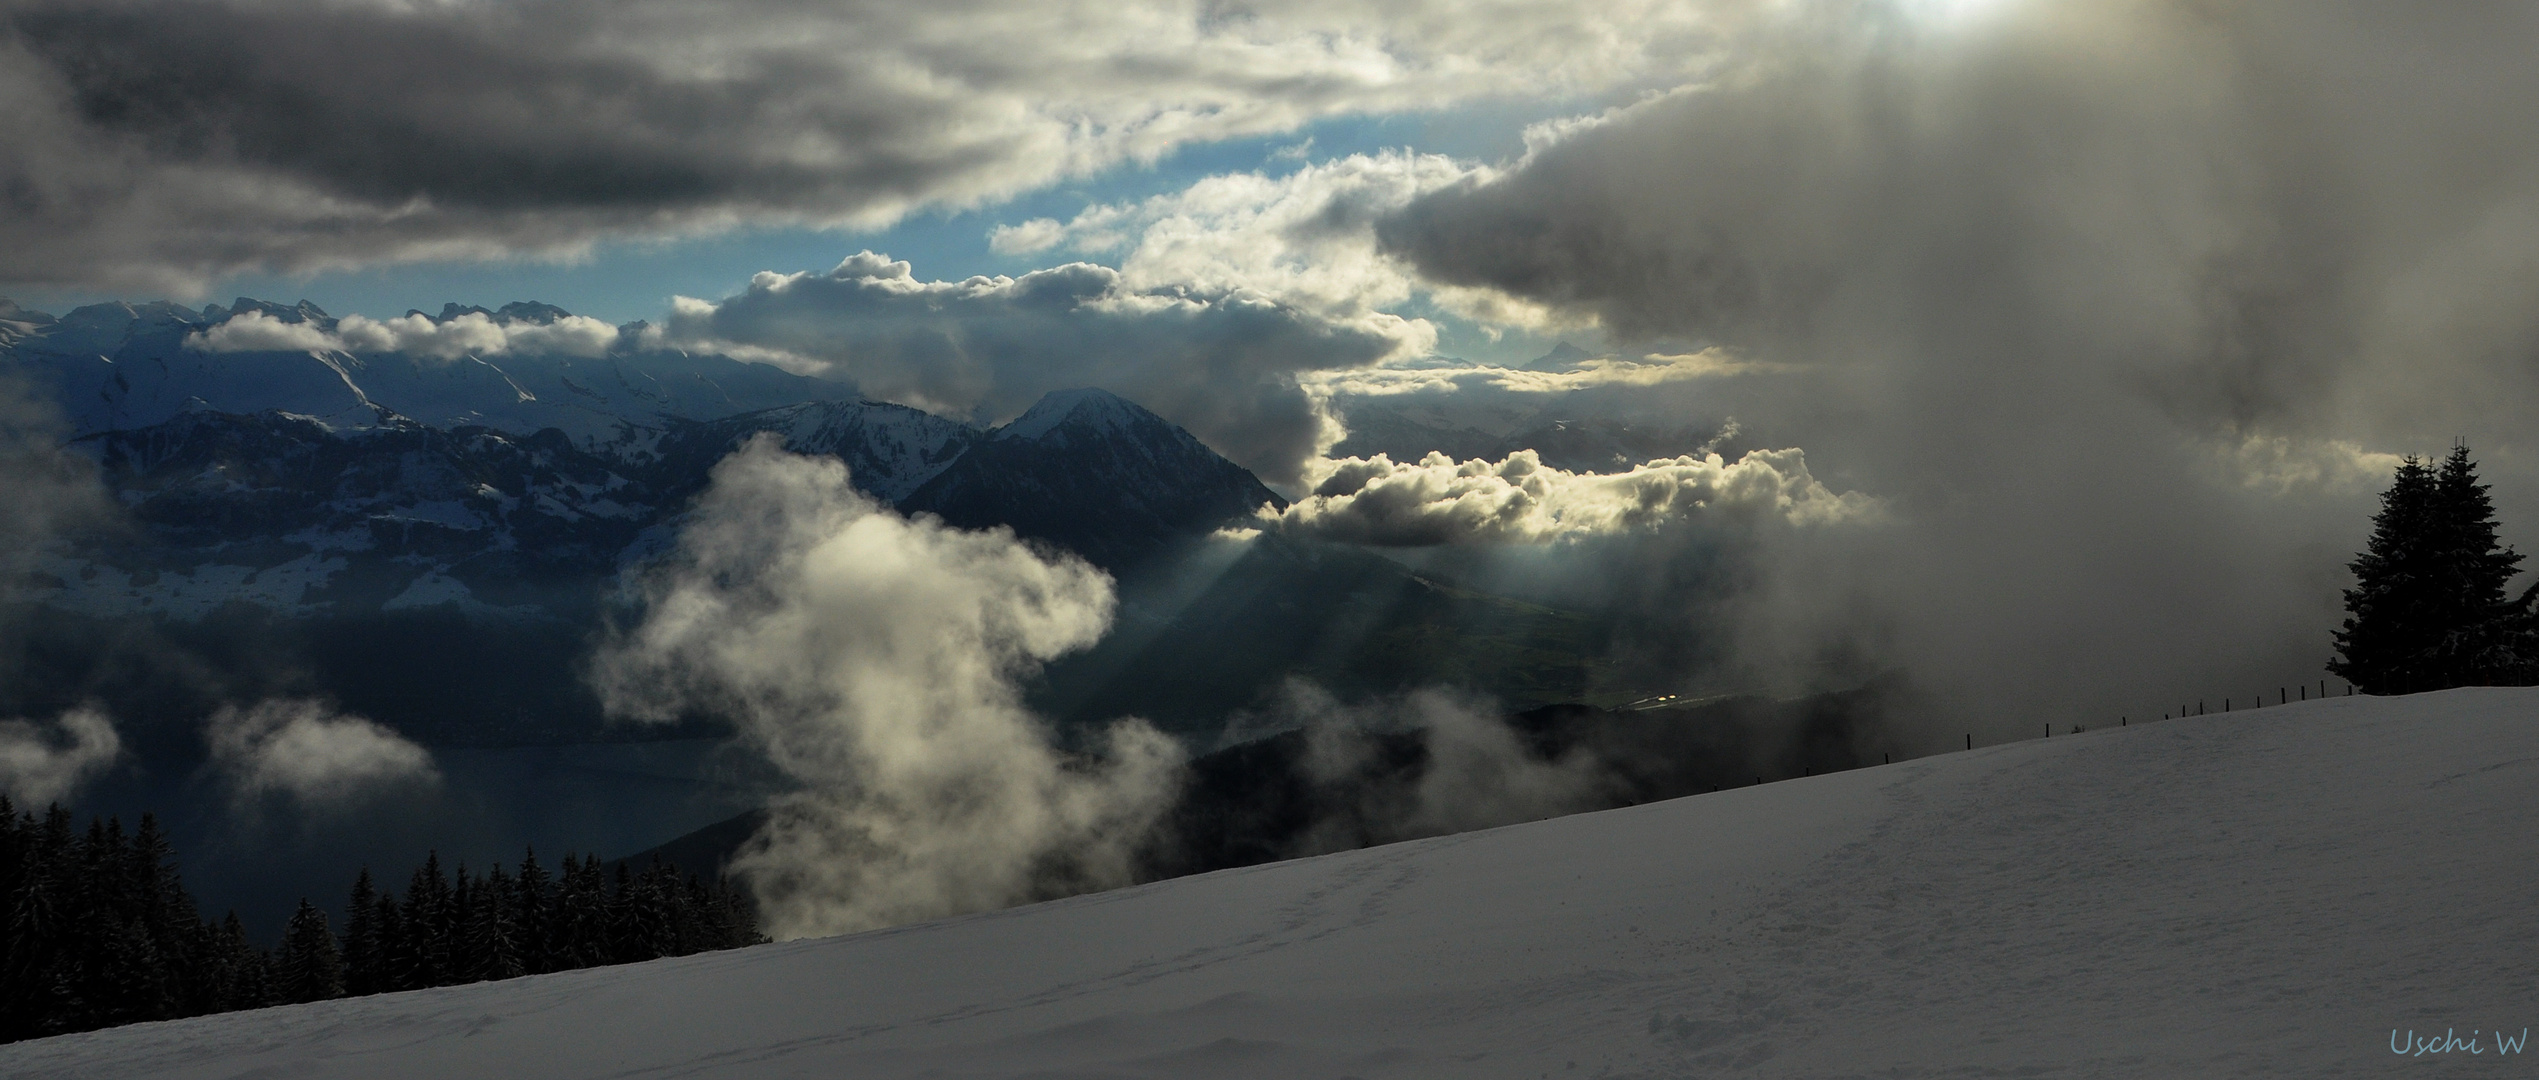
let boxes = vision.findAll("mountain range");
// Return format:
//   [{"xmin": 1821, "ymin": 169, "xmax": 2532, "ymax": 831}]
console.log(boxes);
[
  {"xmin": 2, "ymin": 298, "xmax": 1620, "ymax": 746},
  {"xmin": 5, "ymin": 297, "xmax": 1284, "ymax": 621}
]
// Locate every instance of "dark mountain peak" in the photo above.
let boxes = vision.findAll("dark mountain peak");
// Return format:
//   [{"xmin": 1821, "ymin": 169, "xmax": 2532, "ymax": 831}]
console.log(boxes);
[
  {"xmin": 1522, "ymin": 341, "xmax": 1594, "ymax": 372},
  {"xmin": 993, "ymin": 387, "xmax": 1157, "ymax": 443},
  {"xmin": 434, "ymin": 303, "xmax": 496, "ymax": 322},
  {"xmin": 61, "ymin": 299, "xmax": 205, "ymax": 332},
  {"xmin": 218, "ymin": 297, "xmax": 334, "ymax": 328},
  {"xmin": 495, "ymin": 301, "xmax": 575, "ymax": 325},
  {"xmin": 648, "ymin": 398, "xmax": 981, "ymax": 504},
  {"xmin": 908, "ymin": 388, "xmax": 1283, "ymax": 569}
]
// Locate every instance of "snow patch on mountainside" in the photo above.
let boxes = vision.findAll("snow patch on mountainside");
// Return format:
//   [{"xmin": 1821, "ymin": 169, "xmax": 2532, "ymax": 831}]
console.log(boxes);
[
  {"xmin": 1, "ymin": 299, "xmax": 865, "ymax": 456},
  {"xmin": 382, "ymin": 572, "xmax": 541, "ymax": 617},
  {"xmin": 8, "ymin": 689, "xmax": 2528, "ymax": 1078},
  {"xmin": 995, "ymin": 386, "xmax": 1146, "ymax": 442},
  {"xmin": 26, "ymin": 552, "xmax": 346, "ymax": 620}
]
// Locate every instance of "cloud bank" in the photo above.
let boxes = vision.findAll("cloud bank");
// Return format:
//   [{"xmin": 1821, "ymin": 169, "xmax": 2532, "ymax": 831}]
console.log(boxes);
[
  {"xmin": 206, "ymin": 699, "xmax": 440, "ymax": 807},
  {"xmin": 592, "ymin": 435, "xmax": 1184, "ymax": 938},
  {"xmin": 660, "ymin": 252, "xmax": 1407, "ymax": 485},
  {"xmin": 188, "ymin": 309, "xmax": 622, "ymax": 359},
  {"xmin": 1259, "ymin": 447, "xmax": 1875, "ymax": 545},
  {"xmin": 991, "ymin": 150, "xmax": 1491, "ymax": 330},
  {"xmin": 1363, "ymin": 0, "xmax": 2539, "ymax": 730},
  {"xmin": 0, "ymin": 706, "xmax": 120, "ymax": 806},
  {"xmin": 0, "ymin": 0, "xmax": 1747, "ymax": 292}
]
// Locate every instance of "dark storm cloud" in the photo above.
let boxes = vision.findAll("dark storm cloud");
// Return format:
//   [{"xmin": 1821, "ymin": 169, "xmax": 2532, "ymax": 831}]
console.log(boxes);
[
  {"xmin": 0, "ymin": 0, "xmax": 1743, "ymax": 293},
  {"xmin": 0, "ymin": 0, "xmax": 983, "ymax": 289},
  {"xmin": 1371, "ymin": 1, "xmax": 2539, "ymax": 733}
]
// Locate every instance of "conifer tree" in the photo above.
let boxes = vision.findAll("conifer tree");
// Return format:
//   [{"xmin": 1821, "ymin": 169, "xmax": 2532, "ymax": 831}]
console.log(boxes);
[
  {"xmin": 371, "ymin": 890, "xmax": 409, "ymax": 992},
  {"xmin": 341, "ymin": 869, "xmax": 382, "ymax": 996},
  {"xmin": 2334, "ymin": 446, "xmax": 2534, "ymax": 691},
  {"xmin": 2432, "ymin": 445, "xmax": 2538, "ymax": 682},
  {"xmin": 449, "ymin": 864, "xmax": 477, "ymax": 983},
  {"xmin": 463, "ymin": 863, "xmax": 526, "ymax": 983},
  {"xmin": 195, "ymin": 911, "xmax": 270, "ymax": 1015},
  {"xmin": 513, "ymin": 848, "xmax": 554, "ymax": 975},
  {"xmin": 402, "ymin": 853, "xmax": 452, "ymax": 988},
  {"xmin": 275, "ymin": 899, "xmax": 344, "ymax": 1004}
]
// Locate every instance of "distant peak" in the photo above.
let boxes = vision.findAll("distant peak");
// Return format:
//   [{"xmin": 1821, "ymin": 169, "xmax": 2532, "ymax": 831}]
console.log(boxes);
[
  {"xmin": 219, "ymin": 297, "xmax": 331, "ymax": 324},
  {"xmin": 995, "ymin": 387, "xmax": 1157, "ymax": 441},
  {"xmin": 496, "ymin": 301, "xmax": 574, "ymax": 325},
  {"xmin": 1523, "ymin": 341, "xmax": 1594, "ymax": 371}
]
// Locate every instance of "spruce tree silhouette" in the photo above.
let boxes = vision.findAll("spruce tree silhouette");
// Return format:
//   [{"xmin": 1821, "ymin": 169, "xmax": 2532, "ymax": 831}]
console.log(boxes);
[{"xmin": 2333, "ymin": 445, "xmax": 2533, "ymax": 692}]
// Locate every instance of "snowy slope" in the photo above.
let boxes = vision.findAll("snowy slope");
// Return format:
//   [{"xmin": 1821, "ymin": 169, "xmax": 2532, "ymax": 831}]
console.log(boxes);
[{"xmin": 10, "ymin": 690, "xmax": 2535, "ymax": 1077}]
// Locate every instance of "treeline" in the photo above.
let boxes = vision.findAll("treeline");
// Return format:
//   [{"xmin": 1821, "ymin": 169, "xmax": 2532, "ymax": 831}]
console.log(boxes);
[{"xmin": 0, "ymin": 796, "xmax": 761, "ymax": 1044}]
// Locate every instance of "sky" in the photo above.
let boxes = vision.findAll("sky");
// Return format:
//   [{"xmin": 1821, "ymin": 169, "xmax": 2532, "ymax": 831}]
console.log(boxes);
[{"xmin": 9, "ymin": 0, "xmax": 2539, "ymax": 737}]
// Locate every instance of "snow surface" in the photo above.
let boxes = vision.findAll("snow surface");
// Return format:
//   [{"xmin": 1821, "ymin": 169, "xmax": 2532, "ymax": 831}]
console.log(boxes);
[{"xmin": 11, "ymin": 689, "xmax": 2537, "ymax": 1077}]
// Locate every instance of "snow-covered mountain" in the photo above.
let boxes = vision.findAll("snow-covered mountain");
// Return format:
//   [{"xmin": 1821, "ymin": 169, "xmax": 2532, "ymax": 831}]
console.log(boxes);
[
  {"xmin": 40, "ymin": 408, "xmax": 659, "ymax": 621},
  {"xmin": 904, "ymin": 388, "xmax": 1286, "ymax": 568},
  {"xmin": 644, "ymin": 398, "xmax": 980, "ymax": 504},
  {"xmin": 4, "ymin": 294, "xmax": 1287, "ymax": 623},
  {"xmin": 1, "ymin": 298, "xmax": 864, "ymax": 455},
  {"xmin": 9, "ymin": 688, "xmax": 2526, "ymax": 1078}
]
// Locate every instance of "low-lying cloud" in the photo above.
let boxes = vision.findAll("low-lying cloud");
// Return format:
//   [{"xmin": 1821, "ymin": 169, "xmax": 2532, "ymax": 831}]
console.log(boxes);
[
  {"xmin": 1257, "ymin": 447, "xmax": 1877, "ymax": 546},
  {"xmin": 592, "ymin": 434, "xmax": 1185, "ymax": 938},
  {"xmin": 0, "ymin": 370, "xmax": 111, "ymax": 590},
  {"xmin": 1353, "ymin": 0, "xmax": 2539, "ymax": 731},
  {"xmin": 1271, "ymin": 682, "xmax": 1611, "ymax": 855},
  {"xmin": 660, "ymin": 252, "xmax": 1405, "ymax": 486},
  {"xmin": 0, "ymin": 706, "xmax": 120, "ymax": 806},
  {"xmin": 188, "ymin": 308, "xmax": 622, "ymax": 359},
  {"xmin": 205, "ymin": 699, "xmax": 440, "ymax": 807}
]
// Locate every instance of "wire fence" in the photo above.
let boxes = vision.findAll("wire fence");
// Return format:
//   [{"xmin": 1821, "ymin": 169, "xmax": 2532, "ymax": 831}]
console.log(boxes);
[{"xmin": 1967, "ymin": 677, "xmax": 2361, "ymax": 751}]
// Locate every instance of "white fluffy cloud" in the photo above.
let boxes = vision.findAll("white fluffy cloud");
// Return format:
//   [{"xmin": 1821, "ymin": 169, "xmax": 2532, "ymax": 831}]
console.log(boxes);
[
  {"xmin": 0, "ymin": 707, "xmax": 121, "ymax": 806},
  {"xmin": 206, "ymin": 699, "xmax": 440, "ymax": 806},
  {"xmin": 1258, "ymin": 447, "xmax": 1878, "ymax": 546},
  {"xmin": 0, "ymin": 0, "xmax": 1753, "ymax": 292},
  {"xmin": 592, "ymin": 435, "xmax": 1185, "ymax": 938},
  {"xmin": 188, "ymin": 309, "xmax": 622, "ymax": 359},
  {"xmin": 1304, "ymin": 348, "xmax": 1764, "ymax": 400},
  {"xmin": 991, "ymin": 150, "xmax": 1485, "ymax": 330}
]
